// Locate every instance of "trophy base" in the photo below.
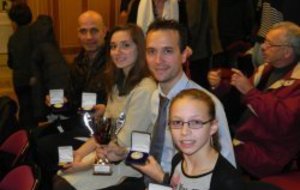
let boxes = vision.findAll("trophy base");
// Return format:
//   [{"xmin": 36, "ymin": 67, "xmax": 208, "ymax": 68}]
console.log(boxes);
[{"xmin": 93, "ymin": 164, "xmax": 112, "ymax": 175}]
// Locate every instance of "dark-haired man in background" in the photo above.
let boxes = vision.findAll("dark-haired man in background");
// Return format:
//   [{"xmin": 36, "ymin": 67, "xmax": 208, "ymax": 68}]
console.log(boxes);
[{"xmin": 7, "ymin": 3, "xmax": 35, "ymax": 129}]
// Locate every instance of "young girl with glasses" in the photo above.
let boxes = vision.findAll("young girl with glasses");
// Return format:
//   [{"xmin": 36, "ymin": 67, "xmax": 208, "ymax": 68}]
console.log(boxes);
[
  {"xmin": 167, "ymin": 88, "xmax": 246, "ymax": 190},
  {"xmin": 139, "ymin": 88, "xmax": 247, "ymax": 190}
]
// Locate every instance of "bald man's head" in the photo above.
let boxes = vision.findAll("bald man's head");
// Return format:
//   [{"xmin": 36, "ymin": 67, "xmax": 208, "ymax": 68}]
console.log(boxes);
[
  {"xmin": 78, "ymin": 10, "xmax": 104, "ymax": 29},
  {"xmin": 77, "ymin": 10, "xmax": 107, "ymax": 54}
]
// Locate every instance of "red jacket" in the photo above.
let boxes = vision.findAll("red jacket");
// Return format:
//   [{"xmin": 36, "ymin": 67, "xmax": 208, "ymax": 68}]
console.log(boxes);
[{"xmin": 235, "ymin": 63, "xmax": 300, "ymax": 178}]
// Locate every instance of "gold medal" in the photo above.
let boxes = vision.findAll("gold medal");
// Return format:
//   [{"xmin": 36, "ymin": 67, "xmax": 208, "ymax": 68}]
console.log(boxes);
[
  {"xmin": 82, "ymin": 106, "xmax": 93, "ymax": 111},
  {"xmin": 54, "ymin": 103, "xmax": 63, "ymax": 108},
  {"xmin": 130, "ymin": 151, "xmax": 143, "ymax": 160}
]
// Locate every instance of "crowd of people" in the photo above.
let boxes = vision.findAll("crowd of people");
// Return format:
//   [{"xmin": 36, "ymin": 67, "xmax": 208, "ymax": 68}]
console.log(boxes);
[{"xmin": 3, "ymin": 0, "xmax": 300, "ymax": 190}]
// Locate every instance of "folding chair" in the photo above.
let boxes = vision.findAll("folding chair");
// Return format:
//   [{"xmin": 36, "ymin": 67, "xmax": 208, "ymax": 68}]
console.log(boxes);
[
  {"xmin": 259, "ymin": 154, "xmax": 300, "ymax": 190},
  {"xmin": 261, "ymin": 171, "xmax": 300, "ymax": 190},
  {"xmin": 0, "ymin": 165, "xmax": 39, "ymax": 190},
  {"xmin": 0, "ymin": 130, "xmax": 29, "ymax": 178}
]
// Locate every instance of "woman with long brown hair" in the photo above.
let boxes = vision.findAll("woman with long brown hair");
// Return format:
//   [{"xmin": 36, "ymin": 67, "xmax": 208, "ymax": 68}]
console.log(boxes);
[{"xmin": 53, "ymin": 23, "xmax": 156, "ymax": 190}]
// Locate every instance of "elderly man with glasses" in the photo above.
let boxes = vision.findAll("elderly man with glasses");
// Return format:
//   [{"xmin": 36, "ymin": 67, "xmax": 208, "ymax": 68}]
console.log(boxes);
[{"xmin": 208, "ymin": 21, "xmax": 300, "ymax": 178}]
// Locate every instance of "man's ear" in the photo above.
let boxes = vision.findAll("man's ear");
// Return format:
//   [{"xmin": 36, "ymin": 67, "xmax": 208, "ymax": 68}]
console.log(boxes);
[
  {"xmin": 284, "ymin": 46, "xmax": 294, "ymax": 59},
  {"xmin": 181, "ymin": 46, "xmax": 193, "ymax": 64},
  {"xmin": 101, "ymin": 26, "xmax": 108, "ymax": 36}
]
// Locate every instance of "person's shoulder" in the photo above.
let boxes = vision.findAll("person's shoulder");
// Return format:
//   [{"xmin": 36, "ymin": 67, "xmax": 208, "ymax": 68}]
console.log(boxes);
[
  {"xmin": 72, "ymin": 49, "xmax": 86, "ymax": 64},
  {"xmin": 171, "ymin": 152, "xmax": 183, "ymax": 177},
  {"xmin": 215, "ymin": 154, "xmax": 237, "ymax": 171},
  {"xmin": 137, "ymin": 77, "xmax": 157, "ymax": 91},
  {"xmin": 211, "ymin": 155, "xmax": 246, "ymax": 190},
  {"xmin": 172, "ymin": 152, "xmax": 183, "ymax": 167},
  {"xmin": 140, "ymin": 76, "xmax": 157, "ymax": 85},
  {"xmin": 130, "ymin": 77, "xmax": 157, "ymax": 99},
  {"xmin": 186, "ymin": 80, "xmax": 222, "ymax": 104},
  {"xmin": 12, "ymin": 25, "xmax": 31, "ymax": 38},
  {"xmin": 8, "ymin": 31, "xmax": 17, "ymax": 42},
  {"xmin": 292, "ymin": 62, "xmax": 300, "ymax": 80}
]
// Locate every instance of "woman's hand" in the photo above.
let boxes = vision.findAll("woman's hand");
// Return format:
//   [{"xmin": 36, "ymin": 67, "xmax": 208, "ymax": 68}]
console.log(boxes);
[
  {"xmin": 61, "ymin": 151, "xmax": 94, "ymax": 173},
  {"xmin": 61, "ymin": 160, "xmax": 89, "ymax": 173},
  {"xmin": 96, "ymin": 140, "xmax": 128, "ymax": 162}
]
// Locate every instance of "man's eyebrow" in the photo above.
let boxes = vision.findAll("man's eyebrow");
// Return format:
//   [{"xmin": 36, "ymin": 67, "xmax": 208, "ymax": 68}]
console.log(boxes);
[{"xmin": 79, "ymin": 26, "xmax": 98, "ymax": 30}]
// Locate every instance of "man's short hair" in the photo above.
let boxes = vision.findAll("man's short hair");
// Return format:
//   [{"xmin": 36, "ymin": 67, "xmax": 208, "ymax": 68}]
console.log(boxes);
[
  {"xmin": 8, "ymin": 3, "xmax": 32, "ymax": 26},
  {"xmin": 272, "ymin": 21, "xmax": 300, "ymax": 60},
  {"xmin": 146, "ymin": 19, "xmax": 188, "ymax": 52}
]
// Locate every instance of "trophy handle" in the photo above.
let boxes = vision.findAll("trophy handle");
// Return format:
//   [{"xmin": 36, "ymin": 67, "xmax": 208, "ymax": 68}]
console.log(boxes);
[
  {"xmin": 114, "ymin": 112, "xmax": 126, "ymax": 135},
  {"xmin": 83, "ymin": 112, "xmax": 94, "ymax": 136}
]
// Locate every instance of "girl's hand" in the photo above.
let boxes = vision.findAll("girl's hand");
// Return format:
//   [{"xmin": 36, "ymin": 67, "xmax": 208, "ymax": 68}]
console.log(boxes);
[
  {"xmin": 96, "ymin": 140, "xmax": 128, "ymax": 162},
  {"xmin": 132, "ymin": 156, "xmax": 165, "ymax": 183}
]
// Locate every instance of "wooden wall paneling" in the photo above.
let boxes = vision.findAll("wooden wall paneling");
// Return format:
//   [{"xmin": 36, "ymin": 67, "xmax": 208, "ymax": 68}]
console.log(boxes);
[
  {"xmin": 82, "ymin": 0, "xmax": 88, "ymax": 10},
  {"xmin": 26, "ymin": 0, "xmax": 52, "ymax": 19},
  {"xmin": 109, "ymin": 0, "xmax": 116, "ymax": 28},
  {"xmin": 51, "ymin": 0, "xmax": 59, "ymax": 46},
  {"xmin": 87, "ymin": 0, "xmax": 111, "ymax": 28},
  {"xmin": 26, "ymin": 0, "xmax": 61, "ymax": 49},
  {"xmin": 115, "ymin": 0, "xmax": 121, "ymax": 25},
  {"xmin": 25, "ymin": 0, "xmax": 122, "ymax": 62},
  {"xmin": 58, "ymin": 0, "xmax": 82, "ymax": 49},
  {"xmin": 58, "ymin": 0, "xmax": 83, "ymax": 63}
]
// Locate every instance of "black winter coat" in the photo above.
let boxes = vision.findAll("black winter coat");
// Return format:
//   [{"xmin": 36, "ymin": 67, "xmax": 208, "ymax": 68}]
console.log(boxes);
[{"xmin": 68, "ymin": 47, "xmax": 107, "ymax": 115}]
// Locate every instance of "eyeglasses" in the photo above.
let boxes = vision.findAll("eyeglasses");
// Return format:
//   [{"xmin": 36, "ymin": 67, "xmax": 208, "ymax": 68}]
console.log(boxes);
[
  {"xmin": 263, "ymin": 39, "xmax": 291, "ymax": 48},
  {"xmin": 168, "ymin": 119, "xmax": 214, "ymax": 129}
]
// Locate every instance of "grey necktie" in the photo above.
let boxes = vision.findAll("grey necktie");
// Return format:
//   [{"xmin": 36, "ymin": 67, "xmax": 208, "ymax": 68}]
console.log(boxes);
[{"xmin": 150, "ymin": 95, "xmax": 169, "ymax": 163}]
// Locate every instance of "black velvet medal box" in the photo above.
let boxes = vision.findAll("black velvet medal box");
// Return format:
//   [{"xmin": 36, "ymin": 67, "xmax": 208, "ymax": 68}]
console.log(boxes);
[{"xmin": 125, "ymin": 131, "xmax": 151, "ymax": 165}]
